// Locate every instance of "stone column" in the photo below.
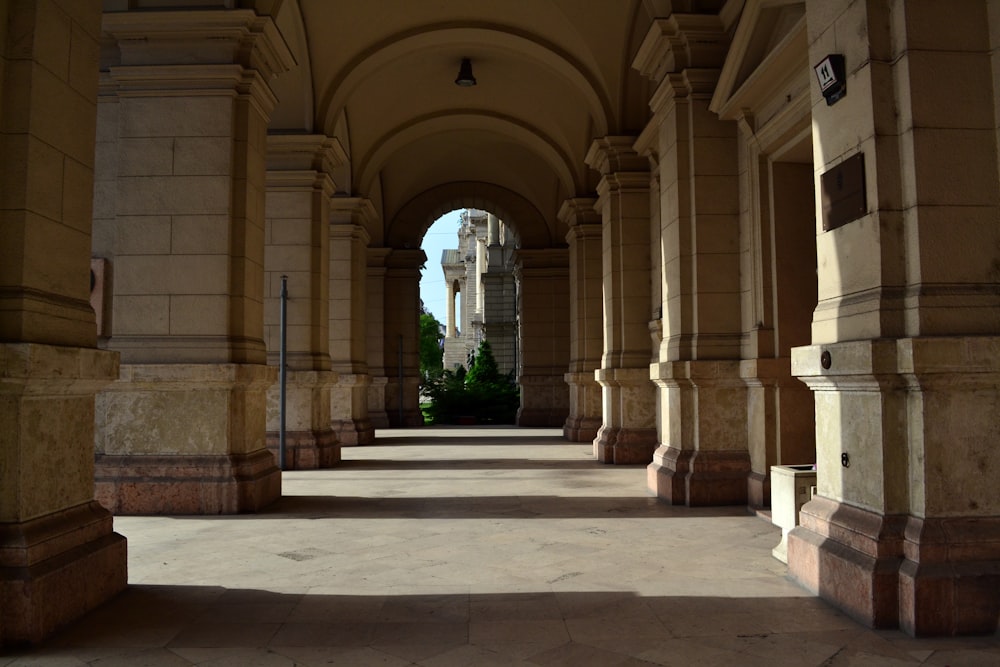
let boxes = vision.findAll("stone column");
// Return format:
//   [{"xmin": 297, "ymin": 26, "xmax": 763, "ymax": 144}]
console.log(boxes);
[
  {"xmin": 790, "ymin": 0, "xmax": 1000, "ymax": 636},
  {"xmin": 446, "ymin": 281, "xmax": 457, "ymax": 337},
  {"xmin": 328, "ymin": 198, "xmax": 375, "ymax": 445},
  {"xmin": 560, "ymin": 198, "xmax": 604, "ymax": 442},
  {"xmin": 384, "ymin": 249, "xmax": 426, "ymax": 426},
  {"xmin": 585, "ymin": 138, "xmax": 658, "ymax": 463},
  {"xmin": 366, "ymin": 248, "xmax": 391, "ymax": 428},
  {"xmin": 0, "ymin": 0, "xmax": 127, "ymax": 644},
  {"xmin": 92, "ymin": 9, "xmax": 293, "ymax": 514},
  {"xmin": 514, "ymin": 249, "xmax": 570, "ymax": 427},
  {"xmin": 633, "ymin": 17, "xmax": 749, "ymax": 503},
  {"xmin": 263, "ymin": 135, "xmax": 345, "ymax": 469},
  {"xmin": 442, "ymin": 249, "xmax": 467, "ymax": 370}
]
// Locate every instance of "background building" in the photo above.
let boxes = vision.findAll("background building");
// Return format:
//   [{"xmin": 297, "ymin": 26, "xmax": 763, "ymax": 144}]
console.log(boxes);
[{"xmin": 441, "ymin": 209, "xmax": 518, "ymax": 375}]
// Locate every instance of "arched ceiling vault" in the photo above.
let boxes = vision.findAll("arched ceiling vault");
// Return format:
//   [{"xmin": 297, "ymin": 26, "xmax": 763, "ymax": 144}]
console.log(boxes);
[
  {"xmin": 387, "ymin": 182, "xmax": 553, "ymax": 251},
  {"xmin": 273, "ymin": 1, "xmax": 654, "ymax": 249}
]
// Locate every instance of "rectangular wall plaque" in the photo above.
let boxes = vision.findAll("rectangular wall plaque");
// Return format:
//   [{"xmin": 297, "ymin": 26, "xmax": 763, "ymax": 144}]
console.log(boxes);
[{"xmin": 821, "ymin": 152, "xmax": 866, "ymax": 231}]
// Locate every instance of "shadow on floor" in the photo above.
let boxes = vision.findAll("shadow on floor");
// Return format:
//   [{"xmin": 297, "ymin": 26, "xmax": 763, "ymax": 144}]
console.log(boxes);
[{"xmin": 17, "ymin": 585, "xmax": 1000, "ymax": 665}]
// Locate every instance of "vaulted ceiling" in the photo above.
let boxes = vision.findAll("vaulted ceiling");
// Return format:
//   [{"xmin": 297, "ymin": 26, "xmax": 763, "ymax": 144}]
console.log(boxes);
[{"xmin": 267, "ymin": 0, "xmax": 667, "ymax": 248}]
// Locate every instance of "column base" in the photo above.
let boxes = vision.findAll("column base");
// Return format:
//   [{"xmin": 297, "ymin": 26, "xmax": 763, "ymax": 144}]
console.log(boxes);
[
  {"xmin": 563, "ymin": 415, "xmax": 601, "ymax": 442},
  {"xmin": 898, "ymin": 516, "xmax": 1000, "ymax": 636},
  {"xmin": 788, "ymin": 496, "xmax": 905, "ymax": 629},
  {"xmin": 593, "ymin": 426, "xmax": 657, "ymax": 464},
  {"xmin": 517, "ymin": 374, "xmax": 570, "ymax": 427},
  {"xmin": 0, "ymin": 501, "xmax": 127, "ymax": 646},
  {"xmin": 266, "ymin": 429, "xmax": 340, "ymax": 469},
  {"xmin": 368, "ymin": 375, "xmax": 390, "ymax": 429},
  {"xmin": 94, "ymin": 451, "xmax": 281, "ymax": 515},
  {"xmin": 647, "ymin": 446, "xmax": 751, "ymax": 505},
  {"xmin": 332, "ymin": 418, "xmax": 375, "ymax": 446}
]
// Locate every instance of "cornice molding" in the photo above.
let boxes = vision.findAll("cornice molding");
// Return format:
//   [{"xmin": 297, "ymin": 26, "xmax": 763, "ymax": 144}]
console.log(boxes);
[{"xmin": 102, "ymin": 9, "xmax": 295, "ymax": 79}]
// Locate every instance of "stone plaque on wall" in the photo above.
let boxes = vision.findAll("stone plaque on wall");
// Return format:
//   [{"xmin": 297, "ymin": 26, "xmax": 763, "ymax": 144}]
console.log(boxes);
[{"xmin": 821, "ymin": 152, "xmax": 866, "ymax": 231}]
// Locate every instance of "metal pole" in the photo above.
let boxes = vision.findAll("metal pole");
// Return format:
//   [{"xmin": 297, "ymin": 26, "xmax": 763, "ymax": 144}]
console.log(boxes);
[{"xmin": 279, "ymin": 275, "xmax": 288, "ymax": 471}]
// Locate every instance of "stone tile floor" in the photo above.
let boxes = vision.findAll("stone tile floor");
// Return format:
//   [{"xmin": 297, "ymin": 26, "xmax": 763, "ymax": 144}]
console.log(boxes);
[{"xmin": 4, "ymin": 427, "xmax": 999, "ymax": 666}]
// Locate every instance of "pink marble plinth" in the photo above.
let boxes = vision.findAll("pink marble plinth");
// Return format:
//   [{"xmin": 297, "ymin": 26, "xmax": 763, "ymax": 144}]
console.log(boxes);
[
  {"xmin": 787, "ymin": 496, "xmax": 905, "ymax": 629},
  {"xmin": 898, "ymin": 515, "xmax": 1000, "ymax": 636},
  {"xmin": 94, "ymin": 450, "xmax": 281, "ymax": 515},
  {"xmin": 331, "ymin": 419, "xmax": 374, "ymax": 446},
  {"xmin": 563, "ymin": 415, "xmax": 601, "ymax": 442},
  {"xmin": 594, "ymin": 426, "xmax": 657, "ymax": 464},
  {"xmin": 266, "ymin": 429, "xmax": 340, "ymax": 469},
  {"xmin": 0, "ymin": 501, "xmax": 127, "ymax": 646},
  {"xmin": 647, "ymin": 446, "xmax": 751, "ymax": 506}
]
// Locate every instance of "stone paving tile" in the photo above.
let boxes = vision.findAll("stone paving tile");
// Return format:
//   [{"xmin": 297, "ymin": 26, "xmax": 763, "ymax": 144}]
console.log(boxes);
[{"xmin": 6, "ymin": 427, "xmax": 1000, "ymax": 665}]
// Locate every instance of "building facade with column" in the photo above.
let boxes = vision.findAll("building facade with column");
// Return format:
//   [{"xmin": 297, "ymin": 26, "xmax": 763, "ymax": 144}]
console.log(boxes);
[
  {"xmin": 441, "ymin": 209, "xmax": 518, "ymax": 375},
  {"xmin": 2, "ymin": 0, "xmax": 999, "ymax": 645}
]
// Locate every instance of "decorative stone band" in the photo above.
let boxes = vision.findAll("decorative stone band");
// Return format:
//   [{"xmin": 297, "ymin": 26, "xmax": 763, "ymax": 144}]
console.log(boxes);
[
  {"xmin": 648, "ymin": 447, "xmax": 752, "ymax": 506},
  {"xmin": 265, "ymin": 429, "xmax": 340, "ymax": 470},
  {"xmin": 0, "ymin": 501, "xmax": 126, "ymax": 644},
  {"xmin": 94, "ymin": 450, "xmax": 280, "ymax": 515},
  {"xmin": 788, "ymin": 495, "xmax": 908, "ymax": 629}
]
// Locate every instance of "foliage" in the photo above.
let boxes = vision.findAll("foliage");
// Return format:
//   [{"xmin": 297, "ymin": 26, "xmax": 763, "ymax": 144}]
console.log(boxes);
[
  {"xmin": 418, "ymin": 310, "xmax": 443, "ymax": 380},
  {"xmin": 421, "ymin": 339, "xmax": 519, "ymax": 425}
]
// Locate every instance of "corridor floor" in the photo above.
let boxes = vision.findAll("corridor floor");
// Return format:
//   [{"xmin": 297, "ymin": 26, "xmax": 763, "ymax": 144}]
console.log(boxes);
[{"xmin": 6, "ymin": 427, "xmax": 999, "ymax": 666}]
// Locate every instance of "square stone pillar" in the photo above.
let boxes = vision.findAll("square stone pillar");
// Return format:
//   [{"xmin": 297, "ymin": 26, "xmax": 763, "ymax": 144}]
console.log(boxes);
[
  {"xmin": 366, "ymin": 248, "xmax": 392, "ymax": 429},
  {"xmin": 92, "ymin": 9, "xmax": 294, "ymax": 514},
  {"xmin": 560, "ymin": 198, "xmax": 604, "ymax": 442},
  {"xmin": 263, "ymin": 135, "xmax": 346, "ymax": 468},
  {"xmin": 789, "ymin": 0, "xmax": 1000, "ymax": 636},
  {"xmin": 632, "ymin": 19, "xmax": 749, "ymax": 501},
  {"xmin": 0, "ymin": 1, "xmax": 126, "ymax": 645},
  {"xmin": 708, "ymin": 11, "xmax": 818, "ymax": 509},
  {"xmin": 328, "ymin": 198, "xmax": 376, "ymax": 444},
  {"xmin": 514, "ymin": 249, "xmax": 570, "ymax": 427},
  {"xmin": 585, "ymin": 138, "xmax": 657, "ymax": 463},
  {"xmin": 384, "ymin": 249, "xmax": 426, "ymax": 426}
]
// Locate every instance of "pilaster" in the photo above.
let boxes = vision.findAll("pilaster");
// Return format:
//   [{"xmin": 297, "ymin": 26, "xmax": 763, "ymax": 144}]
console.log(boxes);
[
  {"xmin": 585, "ymin": 139, "xmax": 657, "ymax": 463},
  {"xmin": 366, "ymin": 247, "xmax": 392, "ymax": 428},
  {"xmin": 0, "ymin": 2, "xmax": 126, "ymax": 644},
  {"xmin": 560, "ymin": 198, "xmax": 604, "ymax": 442},
  {"xmin": 634, "ymin": 16, "xmax": 748, "ymax": 499},
  {"xmin": 384, "ymin": 248, "xmax": 426, "ymax": 426},
  {"xmin": 263, "ymin": 135, "xmax": 345, "ymax": 468},
  {"xmin": 93, "ymin": 8, "xmax": 294, "ymax": 513},
  {"xmin": 328, "ymin": 198, "xmax": 376, "ymax": 444},
  {"xmin": 788, "ymin": 0, "xmax": 1000, "ymax": 636},
  {"xmin": 514, "ymin": 249, "xmax": 570, "ymax": 427}
]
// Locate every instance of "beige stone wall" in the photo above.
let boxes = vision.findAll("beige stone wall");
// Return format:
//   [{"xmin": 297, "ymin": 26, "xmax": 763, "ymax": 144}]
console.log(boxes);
[{"xmin": 0, "ymin": 0, "xmax": 127, "ymax": 644}]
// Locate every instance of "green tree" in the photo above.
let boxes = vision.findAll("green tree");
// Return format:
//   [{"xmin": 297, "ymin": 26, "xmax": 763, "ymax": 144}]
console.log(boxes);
[
  {"xmin": 419, "ymin": 309, "xmax": 444, "ymax": 380},
  {"xmin": 466, "ymin": 339, "xmax": 500, "ymax": 385},
  {"xmin": 423, "ymin": 338, "xmax": 519, "ymax": 425}
]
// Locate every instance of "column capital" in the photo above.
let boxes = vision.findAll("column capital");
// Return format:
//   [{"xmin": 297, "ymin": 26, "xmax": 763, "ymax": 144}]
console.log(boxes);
[
  {"xmin": 585, "ymin": 136, "xmax": 646, "ymax": 175},
  {"xmin": 595, "ymin": 171, "xmax": 651, "ymax": 202},
  {"xmin": 266, "ymin": 135, "xmax": 348, "ymax": 174},
  {"xmin": 366, "ymin": 247, "xmax": 393, "ymax": 268},
  {"xmin": 632, "ymin": 15, "xmax": 727, "ymax": 86},
  {"xmin": 557, "ymin": 198, "xmax": 601, "ymax": 227},
  {"xmin": 102, "ymin": 9, "xmax": 295, "ymax": 79},
  {"xmin": 513, "ymin": 248, "xmax": 569, "ymax": 277},
  {"xmin": 385, "ymin": 248, "xmax": 427, "ymax": 272},
  {"xmin": 330, "ymin": 196, "xmax": 378, "ymax": 230}
]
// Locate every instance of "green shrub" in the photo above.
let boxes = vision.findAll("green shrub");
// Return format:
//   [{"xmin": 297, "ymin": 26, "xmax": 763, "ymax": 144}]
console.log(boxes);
[{"xmin": 421, "ymin": 340, "xmax": 519, "ymax": 424}]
